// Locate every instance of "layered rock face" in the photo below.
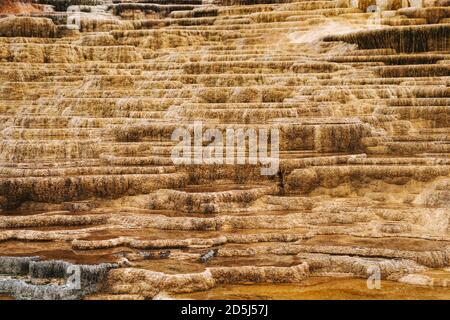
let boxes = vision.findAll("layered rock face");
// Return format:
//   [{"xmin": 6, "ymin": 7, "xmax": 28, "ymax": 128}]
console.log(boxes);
[
  {"xmin": 0, "ymin": 1, "xmax": 46, "ymax": 14},
  {"xmin": 0, "ymin": 0, "xmax": 449, "ymax": 299}
]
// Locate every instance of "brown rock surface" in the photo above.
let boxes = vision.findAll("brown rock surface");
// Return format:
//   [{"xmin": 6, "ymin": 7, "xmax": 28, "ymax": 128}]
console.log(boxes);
[{"xmin": 0, "ymin": 0, "xmax": 449, "ymax": 299}]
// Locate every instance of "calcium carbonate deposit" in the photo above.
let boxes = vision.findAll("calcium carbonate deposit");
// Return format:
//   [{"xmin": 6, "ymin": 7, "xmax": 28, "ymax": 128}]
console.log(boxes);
[{"xmin": 0, "ymin": 0, "xmax": 449, "ymax": 300}]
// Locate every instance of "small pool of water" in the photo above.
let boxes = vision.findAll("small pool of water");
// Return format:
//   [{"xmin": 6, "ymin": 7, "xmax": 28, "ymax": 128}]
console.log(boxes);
[{"xmin": 173, "ymin": 277, "xmax": 450, "ymax": 300}]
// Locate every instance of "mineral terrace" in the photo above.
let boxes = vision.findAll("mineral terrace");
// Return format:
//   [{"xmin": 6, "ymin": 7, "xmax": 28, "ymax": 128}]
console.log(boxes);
[{"xmin": 0, "ymin": 0, "xmax": 449, "ymax": 300}]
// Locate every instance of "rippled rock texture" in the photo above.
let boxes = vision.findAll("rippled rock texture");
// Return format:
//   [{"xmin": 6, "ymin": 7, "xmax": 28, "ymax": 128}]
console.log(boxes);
[
  {"xmin": 0, "ymin": 0, "xmax": 449, "ymax": 299},
  {"xmin": 0, "ymin": 1, "xmax": 44, "ymax": 14}
]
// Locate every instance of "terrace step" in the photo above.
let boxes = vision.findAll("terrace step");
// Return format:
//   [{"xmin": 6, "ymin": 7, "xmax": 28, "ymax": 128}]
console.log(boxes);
[{"xmin": 0, "ymin": 0, "xmax": 449, "ymax": 300}]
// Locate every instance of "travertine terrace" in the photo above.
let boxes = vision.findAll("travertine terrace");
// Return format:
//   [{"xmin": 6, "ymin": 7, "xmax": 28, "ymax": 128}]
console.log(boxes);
[{"xmin": 0, "ymin": 0, "xmax": 449, "ymax": 299}]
